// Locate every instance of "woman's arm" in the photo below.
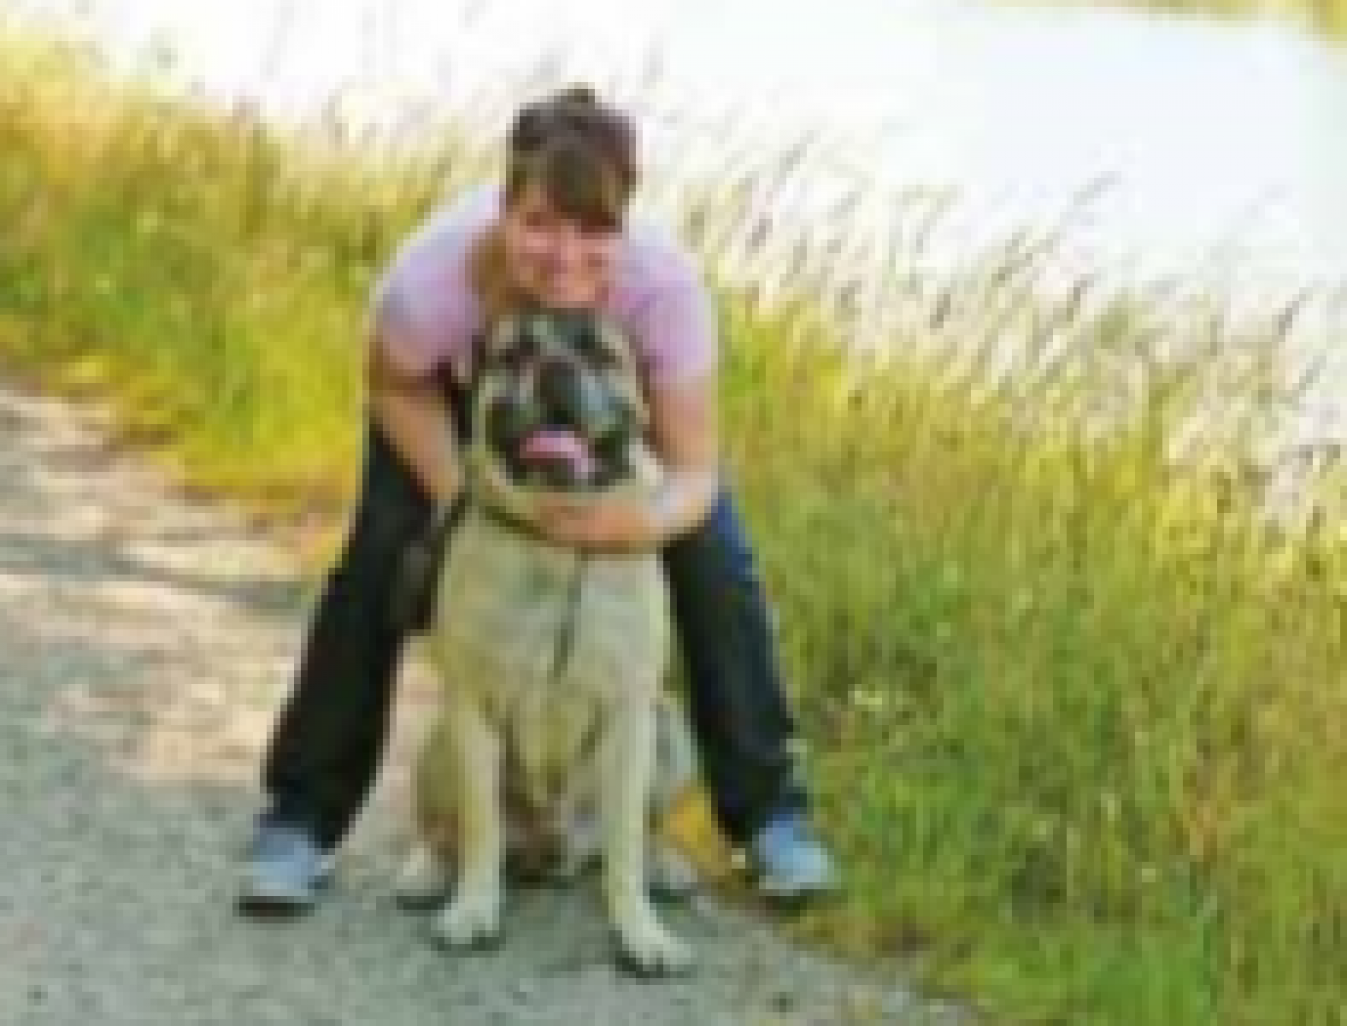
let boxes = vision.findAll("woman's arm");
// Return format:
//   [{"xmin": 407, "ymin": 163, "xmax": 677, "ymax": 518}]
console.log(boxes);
[
  {"xmin": 644, "ymin": 369, "xmax": 721, "ymax": 541},
  {"xmin": 366, "ymin": 322, "xmax": 463, "ymax": 508},
  {"xmin": 362, "ymin": 188, "xmax": 493, "ymax": 509}
]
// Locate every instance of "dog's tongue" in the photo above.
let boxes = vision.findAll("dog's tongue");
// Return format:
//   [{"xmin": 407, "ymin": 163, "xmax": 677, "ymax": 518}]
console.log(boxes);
[{"xmin": 519, "ymin": 428, "xmax": 596, "ymax": 478}]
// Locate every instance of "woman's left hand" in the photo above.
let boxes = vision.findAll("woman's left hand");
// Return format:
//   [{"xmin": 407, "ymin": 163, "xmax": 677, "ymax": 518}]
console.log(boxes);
[{"xmin": 532, "ymin": 488, "xmax": 665, "ymax": 552}]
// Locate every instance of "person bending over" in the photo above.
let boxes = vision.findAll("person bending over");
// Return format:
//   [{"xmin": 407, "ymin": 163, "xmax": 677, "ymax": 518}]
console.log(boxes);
[{"xmin": 237, "ymin": 85, "xmax": 837, "ymax": 915}]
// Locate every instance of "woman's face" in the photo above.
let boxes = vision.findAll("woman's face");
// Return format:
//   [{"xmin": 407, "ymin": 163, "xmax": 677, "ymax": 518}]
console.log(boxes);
[{"xmin": 499, "ymin": 181, "xmax": 621, "ymax": 309}]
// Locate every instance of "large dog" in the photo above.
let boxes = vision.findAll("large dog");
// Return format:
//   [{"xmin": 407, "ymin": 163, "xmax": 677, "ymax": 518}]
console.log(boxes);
[{"xmin": 397, "ymin": 306, "xmax": 699, "ymax": 977}]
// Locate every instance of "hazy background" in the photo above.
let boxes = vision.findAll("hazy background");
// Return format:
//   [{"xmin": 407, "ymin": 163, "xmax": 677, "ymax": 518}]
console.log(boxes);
[
  {"xmin": 10, "ymin": 0, "xmax": 1346, "ymax": 460},
  {"xmin": 11, "ymin": 0, "xmax": 1347, "ymax": 288}
]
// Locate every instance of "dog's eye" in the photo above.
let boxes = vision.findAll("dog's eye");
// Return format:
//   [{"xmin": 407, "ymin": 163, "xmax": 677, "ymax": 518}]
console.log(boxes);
[
  {"xmin": 576, "ymin": 327, "xmax": 621, "ymax": 368},
  {"xmin": 489, "ymin": 323, "xmax": 538, "ymax": 371},
  {"xmin": 493, "ymin": 339, "xmax": 528, "ymax": 370}
]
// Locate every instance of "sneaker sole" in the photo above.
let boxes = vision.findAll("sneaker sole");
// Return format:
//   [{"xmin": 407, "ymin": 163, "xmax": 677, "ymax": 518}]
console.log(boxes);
[
  {"xmin": 236, "ymin": 878, "xmax": 320, "ymax": 917},
  {"xmin": 754, "ymin": 872, "xmax": 842, "ymax": 908},
  {"xmin": 236, "ymin": 865, "xmax": 334, "ymax": 919}
]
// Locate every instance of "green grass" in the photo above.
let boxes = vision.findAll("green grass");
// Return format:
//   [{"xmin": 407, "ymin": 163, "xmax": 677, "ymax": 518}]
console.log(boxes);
[{"xmin": 3, "ymin": 30, "xmax": 1346, "ymax": 1026}]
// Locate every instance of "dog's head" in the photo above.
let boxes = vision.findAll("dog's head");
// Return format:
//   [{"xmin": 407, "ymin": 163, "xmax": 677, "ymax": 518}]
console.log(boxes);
[{"xmin": 469, "ymin": 306, "xmax": 652, "ymax": 503}]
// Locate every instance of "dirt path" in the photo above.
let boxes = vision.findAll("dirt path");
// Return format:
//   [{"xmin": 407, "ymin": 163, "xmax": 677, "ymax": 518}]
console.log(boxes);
[{"xmin": 0, "ymin": 382, "xmax": 964, "ymax": 1026}]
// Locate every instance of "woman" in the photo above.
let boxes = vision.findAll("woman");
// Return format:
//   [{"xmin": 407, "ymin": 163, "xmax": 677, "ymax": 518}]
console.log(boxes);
[{"xmin": 238, "ymin": 85, "xmax": 836, "ymax": 914}]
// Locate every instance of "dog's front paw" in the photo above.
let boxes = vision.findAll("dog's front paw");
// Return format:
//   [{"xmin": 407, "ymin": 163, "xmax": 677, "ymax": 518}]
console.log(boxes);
[
  {"xmin": 433, "ymin": 888, "xmax": 503, "ymax": 951},
  {"xmin": 613, "ymin": 912, "xmax": 695, "ymax": 979},
  {"xmin": 647, "ymin": 841, "xmax": 698, "ymax": 903},
  {"xmin": 394, "ymin": 842, "xmax": 452, "ymax": 911}
]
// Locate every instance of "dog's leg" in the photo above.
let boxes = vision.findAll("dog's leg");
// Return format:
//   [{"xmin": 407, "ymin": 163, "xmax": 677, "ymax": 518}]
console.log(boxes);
[
  {"xmin": 645, "ymin": 696, "xmax": 700, "ymax": 902},
  {"xmin": 432, "ymin": 690, "xmax": 505, "ymax": 950},
  {"xmin": 551, "ymin": 773, "xmax": 602, "ymax": 886},
  {"xmin": 395, "ymin": 840, "xmax": 452, "ymax": 909},
  {"xmin": 600, "ymin": 687, "xmax": 695, "ymax": 977},
  {"xmin": 395, "ymin": 715, "xmax": 456, "ymax": 909}
]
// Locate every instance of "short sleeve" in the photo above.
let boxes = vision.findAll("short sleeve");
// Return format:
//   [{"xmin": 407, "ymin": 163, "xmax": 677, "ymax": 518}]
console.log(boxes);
[
  {"xmin": 369, "ymin": 189, "xmax": 494, "ymax": 381},
  {"xmin": 636, "ymin": 252, "xmax": 719, "ymax": 388}
]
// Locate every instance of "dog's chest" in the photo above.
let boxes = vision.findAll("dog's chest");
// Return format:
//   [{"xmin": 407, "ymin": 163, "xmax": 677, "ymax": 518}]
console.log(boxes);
[{"xmin": 426, "ymin": 511, "xmax": 669, "ymax": 792}]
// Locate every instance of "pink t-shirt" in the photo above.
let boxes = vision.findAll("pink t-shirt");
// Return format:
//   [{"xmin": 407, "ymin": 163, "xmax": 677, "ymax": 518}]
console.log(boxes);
[{"xmin": 371, "ymin": 184, "xmax": 718, "ymax": 389}]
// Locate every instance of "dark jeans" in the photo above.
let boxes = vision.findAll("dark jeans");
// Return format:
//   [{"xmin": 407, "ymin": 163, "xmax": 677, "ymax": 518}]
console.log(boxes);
[{"xmin": 261, "ymin": 417, "xmax": 809, "ymax": 850}]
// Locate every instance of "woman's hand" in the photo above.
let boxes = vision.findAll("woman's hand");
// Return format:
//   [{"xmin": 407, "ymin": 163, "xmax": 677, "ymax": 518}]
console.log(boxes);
[{"xmin": 531, "ymin": 486, "xmax": 670, "ymax": 552}]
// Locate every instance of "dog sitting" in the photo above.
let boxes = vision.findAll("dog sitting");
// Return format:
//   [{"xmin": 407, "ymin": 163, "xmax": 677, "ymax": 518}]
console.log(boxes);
[{"xmin": 396, "ymin": 306, "xmax": 699, "ymax": 978}]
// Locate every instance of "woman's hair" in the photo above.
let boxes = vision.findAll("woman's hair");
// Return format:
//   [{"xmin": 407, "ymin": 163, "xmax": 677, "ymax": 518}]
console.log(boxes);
[{"xmin": 502, "ymin": 84, "xmax": 639, "ymax": 232}]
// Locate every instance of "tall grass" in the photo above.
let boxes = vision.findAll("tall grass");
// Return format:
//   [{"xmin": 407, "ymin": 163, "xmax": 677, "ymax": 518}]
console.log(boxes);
[{"xmin": 3, "ymin": 30, "xmax": 1345, "ymax": 1026}]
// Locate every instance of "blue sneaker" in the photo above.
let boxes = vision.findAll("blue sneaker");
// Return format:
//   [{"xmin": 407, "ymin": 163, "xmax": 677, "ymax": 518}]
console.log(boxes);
[
  {"xmin": 749, "ymin": 813, "xmax": 839, "ymax": 903},
  {"xmin": 236, "ymin": 821, "xmax": 335, "ymax": 917}
]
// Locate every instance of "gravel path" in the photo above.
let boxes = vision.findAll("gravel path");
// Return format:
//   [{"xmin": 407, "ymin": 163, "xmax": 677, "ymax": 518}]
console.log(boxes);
[{"xmin": 0, "ymin": 382, "xmax": 966, "ymax": 1026}]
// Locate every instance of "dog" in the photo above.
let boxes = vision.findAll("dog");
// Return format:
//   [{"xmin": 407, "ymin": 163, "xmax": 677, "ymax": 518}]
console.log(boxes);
[{"xmin": 396, "ymin": 306, "xmax": 699, "ymax": 978}]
